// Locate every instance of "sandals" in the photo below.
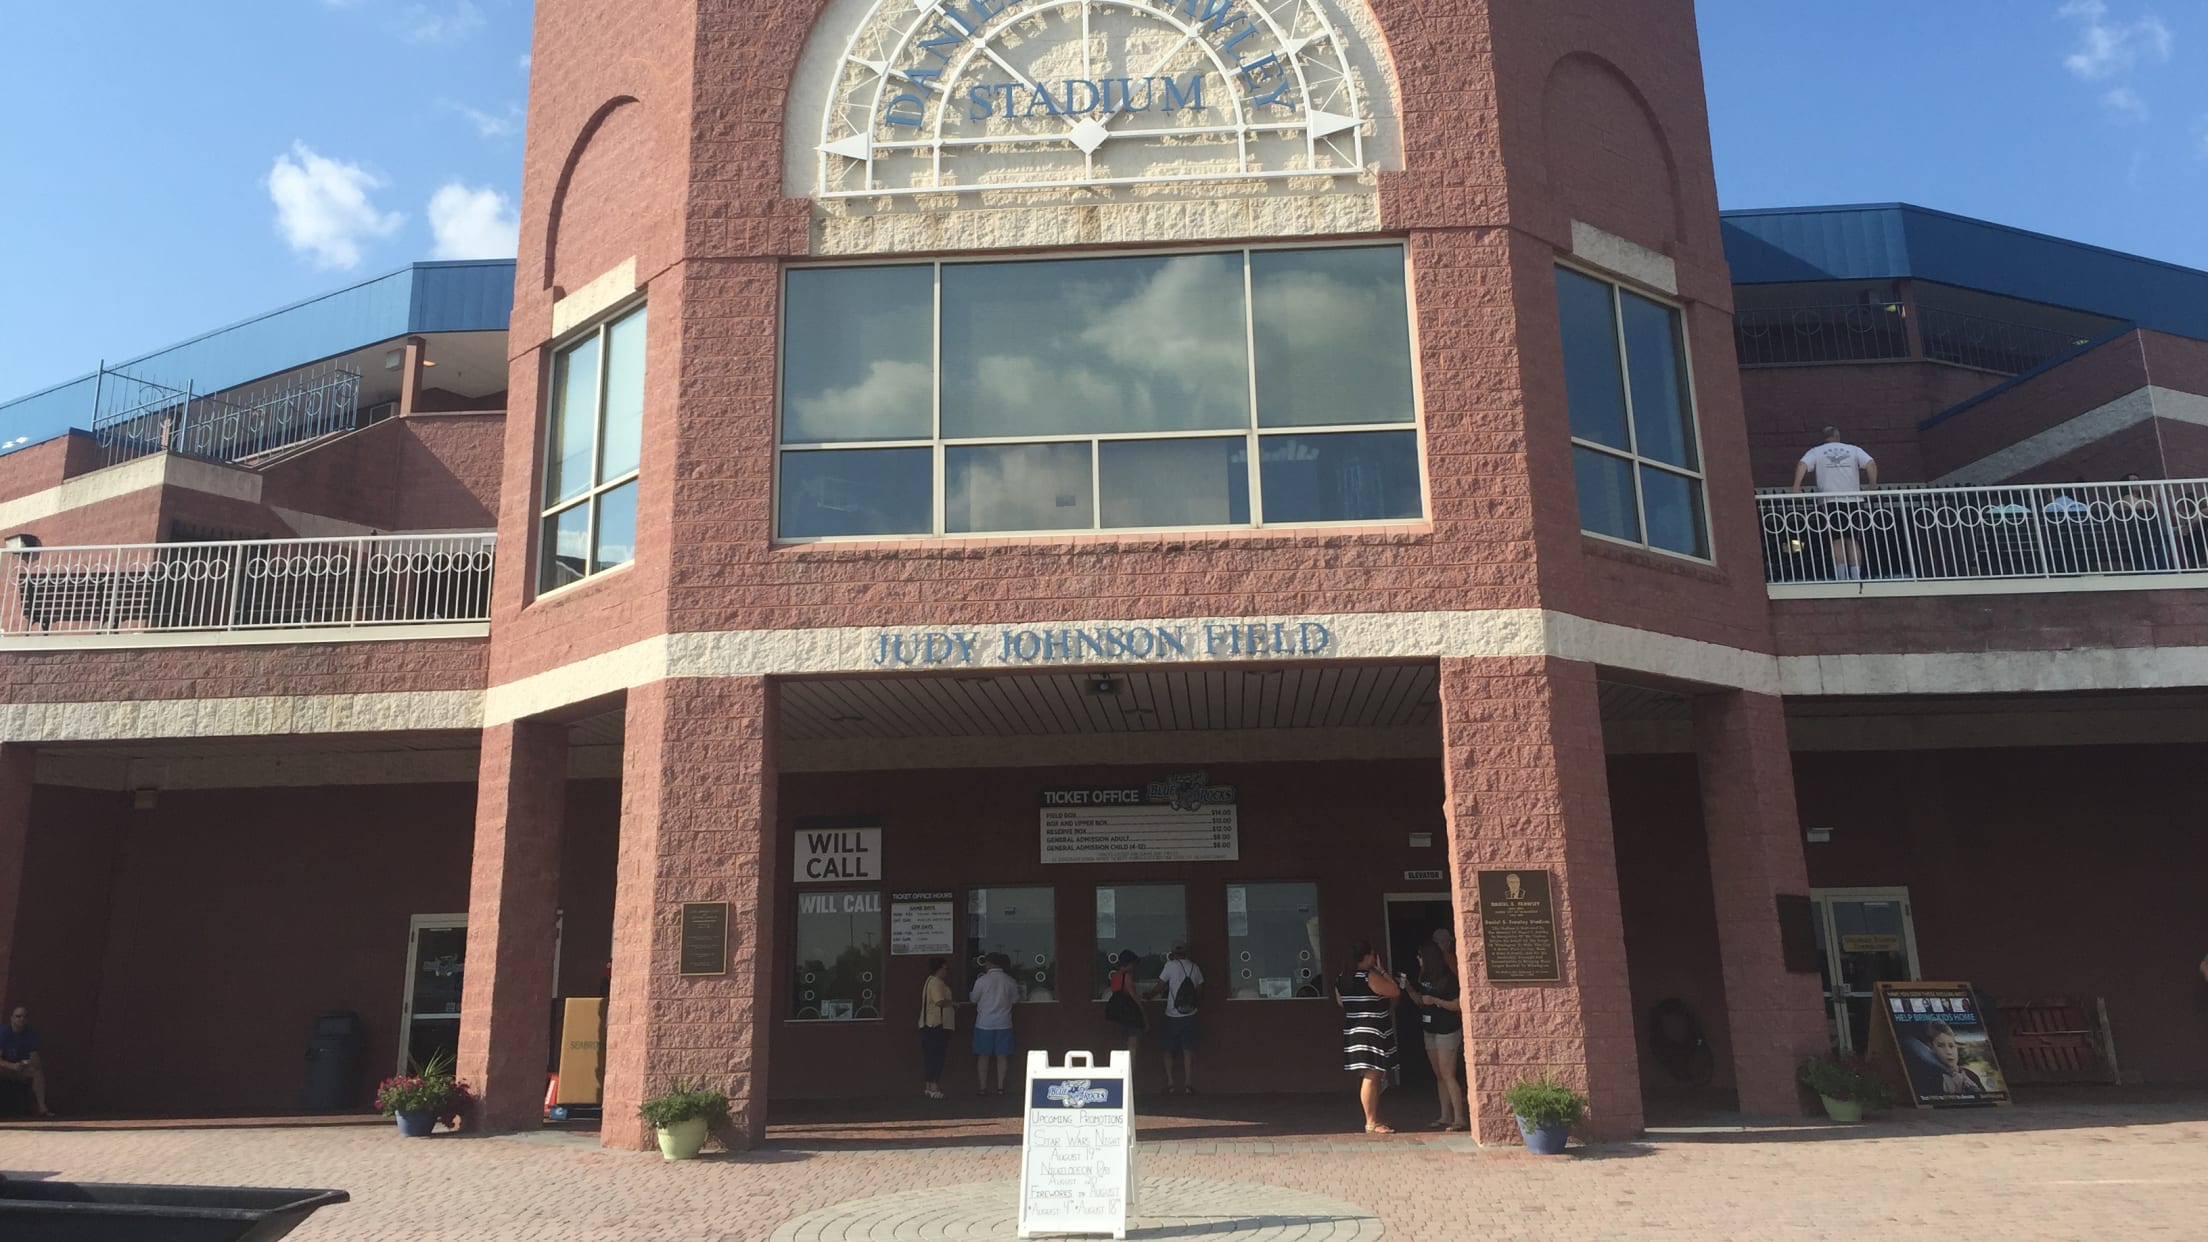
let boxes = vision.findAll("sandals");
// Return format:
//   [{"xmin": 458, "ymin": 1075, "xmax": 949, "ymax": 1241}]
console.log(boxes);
[{"xmin": 1364, "ymin": 1123, "xmax": 1397, "ymax": 1135}]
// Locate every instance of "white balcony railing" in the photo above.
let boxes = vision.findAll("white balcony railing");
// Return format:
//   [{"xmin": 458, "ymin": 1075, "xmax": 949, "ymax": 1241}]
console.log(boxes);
[
  {"xmin": 1, "ymin": 533, "xmax": 495, "ymax": 637},
  {"xmin": 1758, "ymin": 479, "xmax": 2208, "ymax": 587}
]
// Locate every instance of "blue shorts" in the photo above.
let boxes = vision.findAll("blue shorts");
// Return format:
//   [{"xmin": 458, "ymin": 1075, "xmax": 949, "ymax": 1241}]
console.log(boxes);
[
  {"xmin": 972, "ymin": 1027, "xmax": 1015, "ymax": 1057},
  {"xmin": 1163, "ymin": 1014, "xmax": 1199, "ymax": 1053}
]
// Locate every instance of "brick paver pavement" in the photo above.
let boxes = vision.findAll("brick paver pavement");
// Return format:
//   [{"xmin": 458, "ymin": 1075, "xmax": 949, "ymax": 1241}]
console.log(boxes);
[{"xmin": 3, "ymin": 1090, "xmax": 2204, "ymax": 1240}]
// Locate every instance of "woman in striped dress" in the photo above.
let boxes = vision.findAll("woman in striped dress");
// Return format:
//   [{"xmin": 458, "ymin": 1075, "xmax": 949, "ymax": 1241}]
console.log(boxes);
[{"xmin": 1337, "ymin": 940, "xmax": 1401, "ymax": 1134}]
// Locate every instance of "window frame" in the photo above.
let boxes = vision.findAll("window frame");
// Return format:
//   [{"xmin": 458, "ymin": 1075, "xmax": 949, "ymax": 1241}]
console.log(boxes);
[
  {"xmin": 1223, "ymin": 880, "xmax": 1327, "ymax": 1002},
  {"xmin": 965, "ymin": 883, "xmax": 1060, "ymax": 1004},
  {"xmin": 1091, "ymin": 882, "xmax": 1189, "ymax": 1001},
  {"xmin": 536, "ymin": 299, "xmax": 647, "ymax": 596},
  {"xmin": 1555, "ymin": 261, "xmax": 1714, "ymax": 564},
  {"xmin": 773, "ymin": 241, "xmax": 1430, "ymax": 543},
  {"xmin": 787, "ymin": 887, "xmax": 887, "ymax": 1023}
]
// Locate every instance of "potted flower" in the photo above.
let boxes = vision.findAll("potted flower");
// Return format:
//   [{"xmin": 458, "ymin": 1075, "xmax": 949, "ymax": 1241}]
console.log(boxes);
[
  {"xmin": 1503, "ymin": 1075, "xmax": 1585, "ymax": 1155},
  {"xmin": 1797, "ymin": 1053, "xmax": 1889, "ymax": 1123},
  {"xmin": 638, "ymin": 1080, "xmax": 731, "ymax": 1161},
  {"xmin": 374, "ymin": 1051, "xmax": 473, "ymax": 1137}
]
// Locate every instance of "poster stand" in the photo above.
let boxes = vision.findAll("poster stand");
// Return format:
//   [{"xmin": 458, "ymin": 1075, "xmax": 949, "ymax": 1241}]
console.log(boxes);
[
  {"xmin": 1868, "ymin": 981, "xmax": 2012, "ymax": 1109},
  {"xmin": 1016, "ymin": 1050, "xmax": 1137, "ymax": 1240}
]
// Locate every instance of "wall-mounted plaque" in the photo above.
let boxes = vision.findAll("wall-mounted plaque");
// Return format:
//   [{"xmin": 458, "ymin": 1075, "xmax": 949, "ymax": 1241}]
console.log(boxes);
[
  {"xmin": 679, "ymin": 902, "xmax": 730, "ymax": 977},
  {"xmin": 1476, "ymin": 869, "xmax": 1560, "ymax": 983}
]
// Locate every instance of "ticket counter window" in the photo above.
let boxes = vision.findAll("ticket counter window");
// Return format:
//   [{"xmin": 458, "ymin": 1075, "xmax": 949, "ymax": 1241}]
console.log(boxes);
[
  {"xmin": 1093, "ymin": 884, "xmax": 1186, "ymax": 998},
  {"xmin": 793, "ymin": 890, "xmax": 883, "ymax": 1020},
  {"xmin": 1225, "ymin": 883, "xmax": 1323, "ymax": 999},
  {"xmin": 968, "ymin": 887, "xmax": 1057, "ymax": 1002}
]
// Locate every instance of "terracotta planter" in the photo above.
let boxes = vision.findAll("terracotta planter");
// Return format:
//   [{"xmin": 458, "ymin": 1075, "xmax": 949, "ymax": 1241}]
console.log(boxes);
[{"xmin": 657, "ymin": 1116, "xmax": 710, "ymax": 1161}]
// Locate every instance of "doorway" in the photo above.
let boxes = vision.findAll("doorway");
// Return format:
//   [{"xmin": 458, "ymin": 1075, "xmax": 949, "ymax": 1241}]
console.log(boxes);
[
  {"xmin": 399, "ymin": 914, "xmax": 467, "ymax": 1074},
  {"xmin": 1383, "ymin": 893, "xmax": 1454, "ymax": 1087},
  {"xmin": 1810, "ymin": 888, "xmax": 1921, "ymax": 1053}
]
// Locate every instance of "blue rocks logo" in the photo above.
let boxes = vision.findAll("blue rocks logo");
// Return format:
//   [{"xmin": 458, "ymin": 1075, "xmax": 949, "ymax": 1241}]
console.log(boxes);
[{"xmin": 1045, "ymin": 1080, "xmax": 1111, "ymax": 1108}]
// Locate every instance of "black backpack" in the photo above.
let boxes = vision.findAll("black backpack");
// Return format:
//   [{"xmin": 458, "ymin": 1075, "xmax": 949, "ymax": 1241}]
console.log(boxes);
[{"xmin": 1171, "ymin": 968, "xmax": 1200, "ymax": 1014}]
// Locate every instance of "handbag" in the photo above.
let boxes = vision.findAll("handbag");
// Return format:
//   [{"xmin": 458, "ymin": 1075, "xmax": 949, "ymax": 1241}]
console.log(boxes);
[{"xmin": 1104, "ymin": 985, "xmax": 1144, "ymax": 1029}]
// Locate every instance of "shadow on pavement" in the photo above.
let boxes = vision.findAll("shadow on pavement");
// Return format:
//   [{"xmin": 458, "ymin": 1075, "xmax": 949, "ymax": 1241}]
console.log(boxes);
[{"xmin": 1642, "ymin": 1085, "xmax": 2208, "ymax": 1144}]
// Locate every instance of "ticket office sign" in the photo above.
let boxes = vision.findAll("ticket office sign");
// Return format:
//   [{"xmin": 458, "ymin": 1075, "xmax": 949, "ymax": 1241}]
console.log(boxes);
[
  {"xmin": 1039, "ymin": 774, "xmax": 1237, "ymax": 865},
  {"xmin": 1018, "ymin": 1050, "xmax": 1137, "ymax": 1240}
]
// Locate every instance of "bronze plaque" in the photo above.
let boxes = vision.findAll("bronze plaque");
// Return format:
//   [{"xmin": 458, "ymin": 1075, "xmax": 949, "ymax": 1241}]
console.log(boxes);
[
  {"xmin": 1476, "ymin": 869, "xmax": 1560, "ymax": 982},
  {"xmin": 679, "ymin": 902, "xmax": 730, "ymax": 977}
]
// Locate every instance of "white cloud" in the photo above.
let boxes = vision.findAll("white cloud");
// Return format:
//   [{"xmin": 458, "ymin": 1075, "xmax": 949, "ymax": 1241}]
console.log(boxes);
[
  {"xmin": 2101, "ymin": 85, "xmax": 2150, "ymax": 121},
  {"xmin": 426, "ymin": 182, "xmax": 519, "ymax": 259},
  {"xmin": 517, "ymin": 52, "xmax": 531, "ymax": 73},
  {"xmin": 2059, "ymin": 1, "xmax": 2173, "ymax": 80},
  {"xmin": 265, "ymin": 143, "xmax": 403, "ymax": 269},
  {"xmin": 445, "ymin": 100, "xmax": 524, "ymax": 139},
  {"xmin": 403, "ymin": 0, "xmax": 484, "ymax": 44}
]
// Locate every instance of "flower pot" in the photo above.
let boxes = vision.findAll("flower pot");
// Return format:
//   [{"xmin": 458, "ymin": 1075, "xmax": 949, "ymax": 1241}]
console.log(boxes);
[
  {"xmin": 1514, "ymin": 1114, "xmax": 1570, "ymax": 1155},
  {"xmin": 657, "ymin": 1116, "xmax": 710, "ymax": 1161},
  {"xmin": 395, "ymin": 1109, "xmax": 436, "ymax": 1137},
  {"xmin": 1819, "ymin": 1095, "xmax": 1864, "ymax": 1124}
]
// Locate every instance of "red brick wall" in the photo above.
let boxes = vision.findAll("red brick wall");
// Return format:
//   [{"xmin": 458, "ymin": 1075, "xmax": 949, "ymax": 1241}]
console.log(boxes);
[
  {"xmin": 768, "ymin": 758, "xmax": 1450, "ymax": 1100},
  {"xmin": 2141, "ymin": 330, "xmax": 2208, "ymax": 398},
  {"xmin": 2011, "ymin": 418, "xmax": 2165, "ymax": 485},
  {"xmin": 558, "ymin": 779, "xmax": 621, "ymax": 998},
  {"xmin": 1607, "ymin": 753, "xmax": 1736, "ymax": 1093},
  {"xmin": 0, "ymin": 640, "xmax": 487, "ymax": 706},
  {"xmin": 1920, "ymin": 334, "xmax": 2147, "ymax": 481},
  {"xmin": 0, "ymin": 434, "xmax": 88, "ymax": 506},
  {"xmin": 1741, "ymin": 364, "xmax": 1997, "ymax": 487},
  {"xmin": 257, "ymin": 415, "xmax": 504, "ymax": 532},
  {"xmin": 1770, "ymin": 591, "xmax": 2208, "ymax": 659},
  {"xmin": 1795, "ymin": 745, "xmax": 2208, "ymax": 1084},
  {"xmin": 6, "ymin": 784, "xmax": 128, "ymax": 1099}
]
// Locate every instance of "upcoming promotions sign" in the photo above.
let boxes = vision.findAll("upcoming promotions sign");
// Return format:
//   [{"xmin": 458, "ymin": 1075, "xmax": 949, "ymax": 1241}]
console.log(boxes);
[
  {"xmin": 1040, "ymin": 773, "xmax": 1237, "ymax": 864},
  {"xmin": 1869, "ymin": 982, "xmax": 2011, "ymax": 1108},
  {"xmin": 1018, "ymin": 1050, "xmax": 1137, "ymax": 1240}
]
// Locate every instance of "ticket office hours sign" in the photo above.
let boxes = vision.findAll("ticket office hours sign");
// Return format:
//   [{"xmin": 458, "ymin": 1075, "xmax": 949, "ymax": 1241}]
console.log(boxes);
[{"xmin": 1019, "ymin": 1050, "xmax": 1137, "ymax": 1240}]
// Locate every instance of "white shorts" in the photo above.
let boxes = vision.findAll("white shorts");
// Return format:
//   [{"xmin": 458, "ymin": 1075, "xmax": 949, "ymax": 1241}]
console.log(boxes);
[{"xmin": 1423, "ymin": 1030, "xmax": 1462, "ymax": 1051}]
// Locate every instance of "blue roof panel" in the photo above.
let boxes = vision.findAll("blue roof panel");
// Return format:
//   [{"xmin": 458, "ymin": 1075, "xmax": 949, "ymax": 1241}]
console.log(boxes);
[{"xmin": 1722, "ymin": 204, "xmax": 2208, "ymax": 339}]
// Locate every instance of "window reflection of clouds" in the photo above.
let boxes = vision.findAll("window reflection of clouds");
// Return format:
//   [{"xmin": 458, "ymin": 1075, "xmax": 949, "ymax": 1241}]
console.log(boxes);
[
  {"xmin": 1253, "ymin": 248, "xmax": 1414, "ymax": 427},
  {"xmin": 783, "ymin": 266, "xmax": 932, "ymax": 443},
  {"xmin": 1099, "ymin": 438, "xmax": 1248, "ymax": 528},
  {"xmin": 942, "ymin": 254, "xmax": 1249, "ymax": 438},
  {"xmin": 947, "ymin": 442, "xmax": 1094, "ymax": 532},
  {"xmin": 779, "ymin": 448, "xmax": 932, "ymax": 537}
]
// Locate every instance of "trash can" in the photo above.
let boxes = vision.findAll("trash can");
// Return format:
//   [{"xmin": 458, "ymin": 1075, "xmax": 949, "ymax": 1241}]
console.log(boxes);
[
  {"xmin": 0, "ymin": 1178, "xmax": 348, "ymax": 1242},
  {"xmin": 302, "ymin": 1011, "xmax": 362, "ymax": 1113}
]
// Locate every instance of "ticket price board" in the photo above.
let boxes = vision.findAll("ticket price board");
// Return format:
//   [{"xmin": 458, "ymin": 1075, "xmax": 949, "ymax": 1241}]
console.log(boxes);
[
  {"xmin": 1017, "ymin": 1050, "xmax": 1137, "ymax": 1240},
  {"xmin": 1039, "ymin": 774, "xmax": 1237, "ymax": 865},
  {"xmin": 1868, "ymin": 981, "xmax": 2011, "ymax": 1108},
  {"xmin": 890, "ymin": 892, "xmax": 955, "ymax": 956}
]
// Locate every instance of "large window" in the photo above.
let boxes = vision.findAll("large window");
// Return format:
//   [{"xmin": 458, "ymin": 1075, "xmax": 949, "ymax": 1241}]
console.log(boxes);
[
  {"xmin": 1554, "ymin": 268, "xmax": 1708, "ymax": 559},
  {"xmin": 540, "ymin": 304, "xmax": 646, "ymax": 590},
  {"xmin": 792, "ymin": 890, "xmax": 882, "ymax": 1020},
  {"xmin": 1225, "ymin": 883, "xmax": 1324, "ymax": 1000},
  {"xmin": 778, "ymin": 247, "xmax": 1422, "ymax": 539},
  {"xmin": 1092, "ymin": 884, "xmax": 1186, "ymax": 1000},
  {"xmin": 967, "ymin": 887, "xmax": 1057, "ymax": 1002}
]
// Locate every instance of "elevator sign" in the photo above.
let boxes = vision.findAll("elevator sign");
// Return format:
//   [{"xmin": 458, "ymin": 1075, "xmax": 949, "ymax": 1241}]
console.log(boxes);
[
  {"xmin": 816, "ymin": 0, "xmax": 1370, "ymax": 199},
  {"xmin": 793, "ymin": 827, "xmax": 881, "ymax": 883}
]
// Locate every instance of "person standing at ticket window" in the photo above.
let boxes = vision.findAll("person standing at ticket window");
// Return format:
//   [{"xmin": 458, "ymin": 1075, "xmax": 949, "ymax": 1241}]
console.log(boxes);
[
  {"xmin": 1151, "ymin": 945, "xmax": 1204, "ymax": 1094},
  {"xmin": 918, "ymin": 957, "xmax": 956, "ymax": 1101},
  {"xmin": 971, "ymin": 953, "xmax": 1021, "ymax": 1097}
]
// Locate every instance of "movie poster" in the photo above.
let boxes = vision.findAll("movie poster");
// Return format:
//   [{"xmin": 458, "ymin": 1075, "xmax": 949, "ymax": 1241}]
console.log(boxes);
[{"xmin": 1873, "ymin": 982, "xmax": 2010, "ymax": 1108}]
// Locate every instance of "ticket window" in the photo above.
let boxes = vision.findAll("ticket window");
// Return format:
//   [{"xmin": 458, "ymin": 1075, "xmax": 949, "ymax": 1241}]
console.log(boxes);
[
  {"xmin": 1225, "ymin": 883, "xmax": 1324, "ymax": 1000},
  {"xmin": 793, "ymin": 890, "xmax": 884, "ymax": 1020},
  {"xmin": 1093, "ymin": 884, "xmax": 1186, "ymax": 999},
  {"xmin": 967, "ymin": 887, "xmax": 1058, "ymax": 1002}
]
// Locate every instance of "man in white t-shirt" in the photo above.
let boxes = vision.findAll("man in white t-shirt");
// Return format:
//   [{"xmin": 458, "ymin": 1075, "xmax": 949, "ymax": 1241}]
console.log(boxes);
[
  {"xmin": 1149, "ymin": 945, "xmax": 1205, "ymax": 1094},
  {"xmin": 969, "ymin": 953, "xmax": 1021, "ymax": 1096},
  {"xmin": 1792, "ymin": 426, "xmax": 1879, "ymax": 580}
]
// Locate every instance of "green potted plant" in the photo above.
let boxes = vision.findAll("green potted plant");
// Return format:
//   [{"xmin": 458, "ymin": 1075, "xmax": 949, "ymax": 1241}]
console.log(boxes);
[
  {"xmin": 374, "ymin": 1051, "xmax": 473, "ymax": 1137},
  {"xmin": 638, "ymin": 1079, "xmax": 731, "ymax": 1161},
  {"xmin": 1504, "ymin": 1075, "xmax": 1585, "ymax": 1155},
  {"xmin": 1797, "ymin": 1053, "xmax": 1889, "ymax": 1123}
]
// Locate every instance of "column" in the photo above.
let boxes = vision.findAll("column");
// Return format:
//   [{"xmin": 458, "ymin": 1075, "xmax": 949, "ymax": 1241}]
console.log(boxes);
[
  {"xmin": 1440, "ymin": 657, "xmax": 1642, "ymax": 1143},
  {"xmin": 1692, "ymin": 689, "xmax": 1829, "ymax": 1116},
  {"xmin": 455, "ymin": 719, "xmax": 568, "ymax": 1130},
  {"xmin": 0, "ymin": 745, "xmax": 33, "ymax": 1010},
  {"xmin": 600, "ymin": 677, "xmax": 777, "ymax": 1151}
]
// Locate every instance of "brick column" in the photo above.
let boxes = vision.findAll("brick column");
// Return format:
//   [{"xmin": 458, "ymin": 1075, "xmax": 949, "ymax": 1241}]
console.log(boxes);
[
  {"xmin": 0, "ymin": 745, "xmax": 32, "ymax": 1010},
  {"xmin": 1439, "ymin": 657, "xmax": 1642, "ymax": 1143},
  {"xmin": 601, "ymin": 677, "xmax": 777, "ymax": 1151},
  {"xmin": 456, "ymin": 719, "xmax": 568, "ymax": 1130},
  {"xmin": 1692, "ymin": 689, "xmax": 1829, "ymax": 1116}
]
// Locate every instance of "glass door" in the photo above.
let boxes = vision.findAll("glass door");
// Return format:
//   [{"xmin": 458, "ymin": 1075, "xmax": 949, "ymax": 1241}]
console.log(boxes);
[
  {"xmin": 399, "ymin": 915, "xmax": 468, "ymax": 1074},
  {"xmin": 1811, "ymin": 889, "xmax": 1920, "ymax": 1053}
]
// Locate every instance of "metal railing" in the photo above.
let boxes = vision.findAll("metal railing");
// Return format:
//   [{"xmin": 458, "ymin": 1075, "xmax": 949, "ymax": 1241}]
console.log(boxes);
[
  {"xmin": 1, "ymin": 533, "xmax": 495, "ymax": 637},
  {"xmin": 89, "ymin": 362, "xmax": 363, "ymax": 469},
  {"xmin": 1758, "ymin": 479, "xmax": 2208, "ymax": 587},
  {"xmin": 1734, "ymin": 302, "xmax": 1912, "ymax": 367},
  {"xmin": 1916, "ymin": 306, "xmax": 2100, "ymax": 376}
]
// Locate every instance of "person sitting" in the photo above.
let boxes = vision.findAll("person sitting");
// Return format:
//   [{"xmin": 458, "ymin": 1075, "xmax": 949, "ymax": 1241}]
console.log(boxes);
[{"xmin": 0, "ymin": 1003, "xmax": 54, "ymax": 1117}]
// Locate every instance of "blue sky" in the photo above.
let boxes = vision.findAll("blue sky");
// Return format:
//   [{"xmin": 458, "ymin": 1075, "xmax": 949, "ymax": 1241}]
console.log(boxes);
[{"xmin": 2, "ymin": 0, "xmax": 2204, "ymax": 413}]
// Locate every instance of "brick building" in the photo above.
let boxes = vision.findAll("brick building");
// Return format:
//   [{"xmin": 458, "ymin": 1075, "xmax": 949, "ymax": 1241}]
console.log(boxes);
[{"xmin": 3, "ymin": 0, "xmax": 2205, "ymax": 1149}]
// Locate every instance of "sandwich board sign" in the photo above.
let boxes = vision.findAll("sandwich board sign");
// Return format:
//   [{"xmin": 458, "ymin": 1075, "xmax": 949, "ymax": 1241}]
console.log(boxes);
[
  {"xmin": 1866, "ymin": 981, "xmax": 2011, "ymax": 1108},
  {"xmin": 1017, "ymin": 1049, "xmax": 1137, "ymax": 1239}
]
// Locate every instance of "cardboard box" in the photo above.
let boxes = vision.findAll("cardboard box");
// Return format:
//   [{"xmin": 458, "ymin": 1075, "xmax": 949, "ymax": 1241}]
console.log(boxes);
[{"xmin": 555, "ymin": 997, "xmax": 607, "ymax": 1105}]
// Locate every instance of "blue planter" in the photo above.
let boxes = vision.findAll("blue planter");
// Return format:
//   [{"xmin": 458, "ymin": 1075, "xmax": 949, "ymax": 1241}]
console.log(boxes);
[
  {"xmin": 1515, "ymin": 1114, "xmax": 1570, "ymax": 1155},
  {"xmin": 394, "ymin": 1109, "xmax": 436, "ymax": 1137}
]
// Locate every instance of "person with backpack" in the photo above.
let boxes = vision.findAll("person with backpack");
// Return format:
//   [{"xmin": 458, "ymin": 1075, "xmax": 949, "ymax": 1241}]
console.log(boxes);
[{"xmin": 1150, "ymin": 944, "xmax": 1204, "ymax": 1094}]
